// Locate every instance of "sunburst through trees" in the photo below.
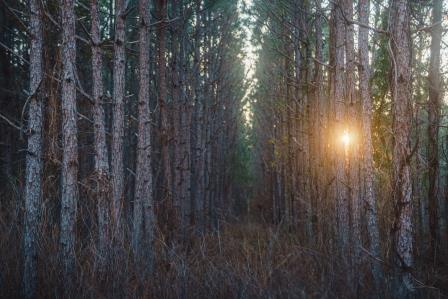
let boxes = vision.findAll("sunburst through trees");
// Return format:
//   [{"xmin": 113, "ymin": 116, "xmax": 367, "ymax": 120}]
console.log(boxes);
[{"xmin": 0, "ymin": 0, "xmax": 447, "ymax": 297}]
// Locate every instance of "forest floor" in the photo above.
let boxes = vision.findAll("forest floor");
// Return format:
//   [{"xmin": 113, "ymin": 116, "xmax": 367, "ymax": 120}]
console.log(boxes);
[{"xmin": 2, "ymin": 212, "xmax": 448, "ymax": 298}]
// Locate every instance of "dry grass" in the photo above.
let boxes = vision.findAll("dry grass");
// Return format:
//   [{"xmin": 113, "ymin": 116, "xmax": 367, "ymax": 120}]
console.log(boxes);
[{"xmin": 1, "ymin": 189, "xmax": 447, "ymax": 298}]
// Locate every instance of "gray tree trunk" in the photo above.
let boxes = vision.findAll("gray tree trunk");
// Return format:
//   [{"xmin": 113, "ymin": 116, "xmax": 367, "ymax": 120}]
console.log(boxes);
[
  {"xmin": 171, "ymin": 0, "xmax": 182, "ymax": 232},
  {"xmin": 91, "ymin": 0, "xmax": 110, "ymax": 270},
  {"xmin": 358, "ymin": 0, "xmax": 384, "ymax": 290},
  {"xmin": 111, "ymin": 0, "xmax": 126, "ymax": 240},
  {"xmin": 293, "ymin": 7, "xmax": 303, "ymax": 231},
  {"xmin": 300, "ymin": 1, "xmax": 313, "ymax": 240},
  {"xmin": 332, "ymin": 0, "xmax": 349, "ymax": 254},
  {"xmin": 192, "ymin": 0, "xmax": 205, "ymax": 232},
  {"xmin": 314, "ymin": 0, "xmax": 325, "ymax": 245},
  {"xmin": 428, "ymin": 0, "xmax": 443, "ymax": 259},
  {"xmin": 390, "ymin": 0, "xmax": 414, "ymax": 294},
  {"xmin": 60, "ymin": 0, "xmax": 79, "ymax": 288},
  {"xmin": 23, "ymin": 0, "xmax": 44, "ymax": 297},
  {"xmin": 132, "ymin": 0, "xmax": 154, "ymax": 273},
  {"xmin": 342, "ymin": 0, "xmax": 361, "ymax": 289},
  {"xmin": 156, "ymin": 0, "xmax": 173, "ymax": 232},
  {"xmin": 178, "ymin": 23, "xmax": 192, "ymax": 236}
]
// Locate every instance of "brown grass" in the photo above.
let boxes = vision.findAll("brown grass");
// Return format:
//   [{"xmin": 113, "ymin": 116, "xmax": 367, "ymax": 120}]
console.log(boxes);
[{"xmin": 1, "ymin": 188, "xmax": 447, "ymax": 298}]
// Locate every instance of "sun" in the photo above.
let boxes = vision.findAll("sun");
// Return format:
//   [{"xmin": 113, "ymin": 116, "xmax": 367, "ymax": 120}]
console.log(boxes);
[{"xmin": 341, "ymin": 130, "xmax": 351, "ymax": 146}]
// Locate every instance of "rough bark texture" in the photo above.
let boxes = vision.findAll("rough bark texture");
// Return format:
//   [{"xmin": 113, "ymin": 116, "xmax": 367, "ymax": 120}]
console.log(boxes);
[
  {"xmin": 156, "ymin": 0, "xmax": 173, "ymax": 231},
  {"xmin": 91, "ymin": 0, "xmax": 110, "ymax": 269},
  {"xmin": 390, "ymin": 0, "xmax": 414, "ymax": 294},
  {"xmin": 358, "ymin": 0, "xmax": 384, "ymax": 290},
  {"xmin": 192, "ymin": 0, "xmax": 205, "ymax": 232},
  {"xmin": 332, "ymin": 0, "xmax": 349, "ymax": 254},
  {"xmin": 23, "ymin": 0, "xmax": 43, "ymax": 297},
  {"xmin": 428, "ymin": 0, "xmax": 442, "ymax": 259},
  {"xmin": 293, "ymin": 4, "xmax": 303, "ymax": 231},
  {"xmin": 171, "ymin": 0, "xmax": 183, "ymax": 234},
  {"xmin": 132, "ymin": 0, "xmax": 154, "ymax": 272},
  {"xmin": 342, "ymin": 0, "xmax": 361, "ymax": 289},
  {"xmin": 314, "ymin": 0, "xmax": 325, "ymax": 245},
  {"xmin": 301, "ymin": 2, "xmax": 313, "ymax": 241},
  {"xmin": 60, "ymin": 0, "xmax": 79, "ymax": 286},
  {"xmin": 178, "ymin": 22, "xmax": 192, "ymax": 236},
  {"xmin": 111, "ymin": 0, "xmax": 126, "ymax": 240}
]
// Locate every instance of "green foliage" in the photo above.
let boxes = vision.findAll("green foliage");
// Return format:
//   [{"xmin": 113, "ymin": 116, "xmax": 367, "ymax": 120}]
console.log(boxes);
[
  {"xmin": 370, "ymin": 7, "xmax": 392, "ymax": 171},
  {"xmin": 230, "ymin": 124, "xmax": 254, "ymax": 188}
]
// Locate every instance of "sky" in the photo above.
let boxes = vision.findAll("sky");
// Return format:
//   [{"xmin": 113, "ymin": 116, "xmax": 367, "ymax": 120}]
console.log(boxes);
[
  {"xmin": 237, "ymin": 0, "xmax": 448, "ymax": 126},
  {"xmin": 239, "ymin": 0, "xmax": 257, "ymax": 126}
]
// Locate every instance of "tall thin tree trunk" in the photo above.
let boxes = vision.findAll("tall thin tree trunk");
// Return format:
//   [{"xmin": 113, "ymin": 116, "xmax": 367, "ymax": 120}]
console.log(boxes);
[
  {"xmin": 309, "ymin": 2, "xmax": 320, "ymax": 241},
  {"xmin": 284, "ymin": 38, "xmax": 292, "ymax": 228},
  {"xmin": 171, "ymin": 0, "xmax": 183, "ymax": 233},
  {"xmin": 428, "ymin": 0, "xmax": 442, "ymax": 260},
  {"xmin": 331, "ymin": 0, "xmax": 349, "ymax": 254},
  {"xmin": 303, "ymin": 3, "xmax": 313, "ymax": 241},
  {"xmin": 327, "ymin": 3, "xmax": 337, "ymax": 247},
  {"xmin": 191, "ymin": 0, "xmax": 205, "ymax": 232},
  {"xmin": 179, "ymin": 17, "xmax": 192, "ymax": 235},
  {"xmin": 156, "ymin": 0, "xmax": 173, "ymax": 230},
  {"xmin": 60, "ymin": 0, "xmax": 78, "ymax": 288},
  {"xmin": 171, "ymin": 17, "xmax": 179, "ymax": 215},
  {"xmin": 111, "ymin": 0, "xmax": 126, "ymax": 241},
  {"xmin": 293, "ymin": 1, "xmax": 302, "ymax": 231},
  {"xmin": 342, "ymin": 0, "xmax": 361, "ymax": 289},
  {"xmin": 133, "ymin": 0, "xmax": 154, "ymax": 272},
  {"xmin": 23, "ymin": 0, "xmax": 43, "ymax": 296},
  {"xmin": 91, "ymin": 0, "xmax": 110, "ymax": 270},
  {"xmin": 314, "ymin": 0, "xmax": 324, "ymax": 245},
  {"xmin": 390, "ymin": 0, "xmax": 414, "ymax": 294},
  {"xmin": 358, "ymin": 0, "xmax": 384, "ymax": 290}
]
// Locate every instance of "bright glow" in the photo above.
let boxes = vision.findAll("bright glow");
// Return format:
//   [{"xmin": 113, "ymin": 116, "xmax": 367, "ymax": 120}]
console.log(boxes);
[
  {"xmin": 240, "ymin": 0, "xmax": 256, "ymax": 127},
  {"xmin": 341, "ymin": 130, "xmax": 351, "ymax": 146}
]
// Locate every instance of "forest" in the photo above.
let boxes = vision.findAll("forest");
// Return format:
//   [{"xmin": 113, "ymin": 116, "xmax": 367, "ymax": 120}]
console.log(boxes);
[{"xmin": 0, "ymin": 0, "xmax": 447, "ymax": 298}]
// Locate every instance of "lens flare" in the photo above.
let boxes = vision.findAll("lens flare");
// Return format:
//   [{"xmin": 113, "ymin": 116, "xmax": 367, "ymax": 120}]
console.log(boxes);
[{"xmin": 341, "ymin": 130, "xmax": 351, "ymax": 146}]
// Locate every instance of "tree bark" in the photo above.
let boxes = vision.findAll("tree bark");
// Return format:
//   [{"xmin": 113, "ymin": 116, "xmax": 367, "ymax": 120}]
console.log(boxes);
[
  {"xmin": 171, "ymin": 0, "xmax": 183, "ymax": 234},
  {"xmin": 23, "ymin": 0, "xmax": 43, "ymax": 297},
  {"xmin": 313, "ymin": 0, "xmax": 325, "ymax": 245},
  {"xmin": 192, "ymin": 0, "xmax": 205, "ymax": 232},
  {"xmin": 331, "ymin": 0, "xmax": 349, "ymax": 254},
  {"xmin": 390, "ymin": 0, "xmax": 414, "ymax": 294},
  {"xmin": 60, "ymin": 0, "xmax": 78, "ymax": 287},
  {"xmin": 342, "ymin": 0, "xmax": 361, "ymax": 289},
  {"xmin": 133, "ymin": 0, "xmax": 154, "ymax": 273},
  {"xmin": 156, "ymin": 0, "xmax": 173, "ymax": 231},
  {"xmin": 111, "ymin": 0, "xmax": 126, "ymax": 240},
  {"xmin": 178, "ymin": 15, "xmax": 192, "ymax": 236},
  {"xmin": 91, "ymin": 0, "xmax": 110, "ymax": 270},
  {"xmin": 428, "ymin": 0, "xmax": 442, "ymax": 259},
  {"xmin": 303, "ymin": 2, "xmax": 313, "ymax": 242},
  {"xmin": 358, "ymin": 0, "xmax": 384, "ymax": 290}
]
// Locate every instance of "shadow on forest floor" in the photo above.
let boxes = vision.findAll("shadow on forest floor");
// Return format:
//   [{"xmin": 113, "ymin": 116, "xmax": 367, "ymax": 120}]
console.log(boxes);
[{"xmin": 1, "ymin": 214, "xmax": 448, "ymax": 298}]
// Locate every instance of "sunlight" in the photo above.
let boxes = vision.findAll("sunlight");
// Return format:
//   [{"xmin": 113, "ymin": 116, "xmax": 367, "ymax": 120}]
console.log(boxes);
[
  {"xmin": 341, "ymin": 130, "xmax": 351, "ymax": 147},
  {"xmin": 240, "ymin": 0, "xmax": 256, "ymax": 127}
]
